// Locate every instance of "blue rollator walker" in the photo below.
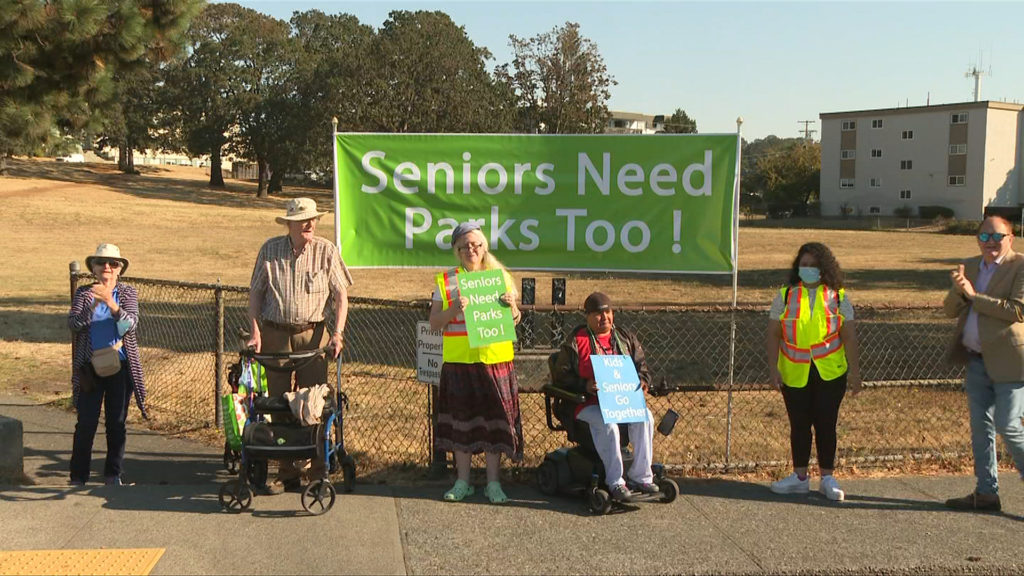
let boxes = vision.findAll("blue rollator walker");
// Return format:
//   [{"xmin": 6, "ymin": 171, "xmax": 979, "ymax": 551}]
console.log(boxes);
[{"xmin": 218, "ymin": 347, "xmax": 355, "ymax": 515}]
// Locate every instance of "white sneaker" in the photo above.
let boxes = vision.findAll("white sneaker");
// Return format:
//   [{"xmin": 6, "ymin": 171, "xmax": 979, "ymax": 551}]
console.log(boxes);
[
  {"xmin": 819, "ymin": 475, "xmax": 845, "ymax": 501},
  {"xmin": 770, "ymin": 472, "xmax": 810, "ymax": 495}
]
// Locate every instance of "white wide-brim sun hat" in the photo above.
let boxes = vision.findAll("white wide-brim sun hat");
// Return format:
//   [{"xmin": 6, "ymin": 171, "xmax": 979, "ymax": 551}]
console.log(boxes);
[
  {"xmin": 275, "ymin": 197, "xmax": 328, "ymax": 224},
  {"xmin": 85, "ymin": 243, "xmax": 130, "ymax": 274}
]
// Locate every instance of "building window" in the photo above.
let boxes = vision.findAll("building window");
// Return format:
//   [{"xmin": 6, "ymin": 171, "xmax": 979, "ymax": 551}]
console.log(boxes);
[
  {"xmin": 951, "ymin": 112, "xmax": 969, "ymax": 124},
  {"xmin": 949, "ymin": 143, "xmax": 967, "ymax": 155},
  {"xmin": 839, "ymin": 178, "xmax": 855, "ymax": 189},
  {"xmin": 842, "ymin": 120, "xmax": 856, "ymax": 131},
  {"xmin": 870, "ymin": 177, "xmax": 881, "ymax": 188},
  {"xmin": 871, "ymin": 119, "xmax": 883, "ymax": 129},
  {"xmin": 871, "ymin": 149, "xmax": 883, "ymax": 158},
  {"xmin": 841, "ymin": 149, "xmax": 856, "ymax": 160},
  {"xmin": 900, "ymin": 189, "xmax": 912, "ymax": 199},
  {"xmin": 948, "ymin": 175, "xmax": 965, "ymax": 186},
  {"xmin": 902, "ymin": 130, "xmax": 914, "ymax": 139},
  {"xmin": 900, "ymin": 160, "xmax": 913, "ymax": 170},
  {"xmin": 869, "ymin": 206, "xmax": 881, "ymax": 214}
]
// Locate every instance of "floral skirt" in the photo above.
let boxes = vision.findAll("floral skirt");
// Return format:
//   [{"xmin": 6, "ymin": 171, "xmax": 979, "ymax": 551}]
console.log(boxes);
[{"xmin": 436, "ymin": 360, "xmax": 523, "ymax": 460}]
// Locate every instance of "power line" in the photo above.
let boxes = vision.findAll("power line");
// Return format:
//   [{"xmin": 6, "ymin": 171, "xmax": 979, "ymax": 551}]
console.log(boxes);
[{"xmin": 797, "ymin": 120, "xmax": 817, "ymax": 140}]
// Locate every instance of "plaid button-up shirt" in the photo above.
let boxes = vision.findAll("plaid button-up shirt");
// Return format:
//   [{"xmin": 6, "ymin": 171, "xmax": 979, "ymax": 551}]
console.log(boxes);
[{"xmin": 249, "ymin": 235, "xmax": 352, "ymax": 326}]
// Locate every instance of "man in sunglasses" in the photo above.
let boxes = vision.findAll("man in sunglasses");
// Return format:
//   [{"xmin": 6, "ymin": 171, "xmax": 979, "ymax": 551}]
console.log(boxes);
[{"xmin": 944, "ymin": 215, "xmax": 1024, "ymax": 511}]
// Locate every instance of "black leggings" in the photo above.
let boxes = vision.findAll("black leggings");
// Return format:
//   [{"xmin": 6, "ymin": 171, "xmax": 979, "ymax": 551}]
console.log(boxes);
[{"xmin": 780, "ymin": 364, "xmax": 847, "ymax": 470}]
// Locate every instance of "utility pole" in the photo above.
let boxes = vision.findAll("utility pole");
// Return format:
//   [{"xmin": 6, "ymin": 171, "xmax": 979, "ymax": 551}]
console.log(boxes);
[{"xmin": 798, "ymin": 120, "xmax": 817, "ymax": 140}]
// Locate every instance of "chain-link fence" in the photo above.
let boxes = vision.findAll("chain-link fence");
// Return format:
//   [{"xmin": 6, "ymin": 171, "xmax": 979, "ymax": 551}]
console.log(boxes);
[{"xmin": 72, "ymin": 272, "xmax": 979, "ymax": 477}]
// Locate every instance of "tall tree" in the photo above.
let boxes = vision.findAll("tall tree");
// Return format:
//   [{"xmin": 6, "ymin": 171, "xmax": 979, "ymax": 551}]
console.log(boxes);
[
  {"xmin": 661, "ymin": 108, "xmax": 698, "ymax": 134},
  {"xmin": 0, "ymin": 0, "xmax": 199, "ymax": 175},
  {"xmin": 284, "ymin": 10, "xmax": 375, "ymax": 182},
  {"xmin": 368, "ymin": 10, "xmax": 510, "ymax": 133},
  {"xmin": 745, "ymin": 138, "xmax": 821, "ymax": 216},
  {"xmin": 160, "ymin": 3, "xmax": 268, "ymax": 188},
  {"xmin": 498, "ymin": 22, "xmax": 615, "ymax": 134}
]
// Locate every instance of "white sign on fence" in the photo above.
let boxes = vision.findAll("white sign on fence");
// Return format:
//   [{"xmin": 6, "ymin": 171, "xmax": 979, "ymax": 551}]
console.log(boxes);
[{"xmin": 416, "ymin": 321, "xmax": 443, "ymax": 385}]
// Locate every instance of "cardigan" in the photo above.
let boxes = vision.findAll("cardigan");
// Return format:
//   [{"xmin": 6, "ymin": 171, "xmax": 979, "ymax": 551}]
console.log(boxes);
[{"xmin": 69, "ymin": 282, "xmax": 148, "ymax": 419}]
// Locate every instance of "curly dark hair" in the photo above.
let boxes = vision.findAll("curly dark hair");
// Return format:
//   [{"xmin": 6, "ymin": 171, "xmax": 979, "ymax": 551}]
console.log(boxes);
[{"xmin": 787, "ymin": 242, "xmax": 844, "ymax": 289}]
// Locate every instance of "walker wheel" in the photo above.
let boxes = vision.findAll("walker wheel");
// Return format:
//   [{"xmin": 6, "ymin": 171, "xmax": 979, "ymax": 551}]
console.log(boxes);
[
  {"xmin": 658, "ymin": 478, "xmax": 679, "ymax": 503},
  {"xmin": 302, "ymin": 479, "xmax": 336, "ymax": 515},
  {"xmin": 341, "ymin": 455, "xmax": 357, "ymax": 493},
  {"xmin": 588, "ymin": 488, "xmax": 612, "ymax": 515},
  {"xmin": 219, "ymin": 480, "xmax": 252, "ymax": 513}
]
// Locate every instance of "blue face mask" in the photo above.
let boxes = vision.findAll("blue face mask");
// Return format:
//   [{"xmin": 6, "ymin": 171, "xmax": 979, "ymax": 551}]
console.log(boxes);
[{"xmin": 798, "ymin": 266, "xmax": 821, "ymax": 284}]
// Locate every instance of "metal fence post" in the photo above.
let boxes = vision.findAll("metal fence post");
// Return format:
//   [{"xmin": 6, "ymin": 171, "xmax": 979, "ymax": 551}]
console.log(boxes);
[
  {"xmin": 69, "ymin": 261, "xmax": 79, "ymax": 382},
  {"xmin": 725, "ymin": 310, "xmax": 736, "ymax": 467},
  {"xmin": 214, "ymin": 281, "xmax": 224, "ymax": 429}
]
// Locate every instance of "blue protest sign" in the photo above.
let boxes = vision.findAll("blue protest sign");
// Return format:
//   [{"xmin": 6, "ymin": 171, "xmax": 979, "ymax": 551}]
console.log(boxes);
[{"xmin": 590, "ymin": 354, "xmax": 648, "ymax": 424}]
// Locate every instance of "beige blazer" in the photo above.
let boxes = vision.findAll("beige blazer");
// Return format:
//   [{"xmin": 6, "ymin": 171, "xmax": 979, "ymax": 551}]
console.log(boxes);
[{"xmin": 943, "ymin": 250, "xmax": 1024, "ymax": 382}]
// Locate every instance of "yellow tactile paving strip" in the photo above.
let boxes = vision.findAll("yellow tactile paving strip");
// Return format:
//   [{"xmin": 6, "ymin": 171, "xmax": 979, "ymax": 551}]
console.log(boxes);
[{"xmin": 0, "ymin": 548, "xmax": 165, "ymax": 576}]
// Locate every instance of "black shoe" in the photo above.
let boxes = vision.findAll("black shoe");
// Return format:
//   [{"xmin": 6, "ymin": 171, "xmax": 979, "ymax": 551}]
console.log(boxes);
[
  {"xmin": 630, "ymin": 482, "xmax": 661, "ymax": 495},
  {"xmin": 609, "ymin": 483, "xmax": 635, "ymax": 502},
  {"xmin": 945, "ymin": 492, "xmax": 1001, "ymax": 511}
]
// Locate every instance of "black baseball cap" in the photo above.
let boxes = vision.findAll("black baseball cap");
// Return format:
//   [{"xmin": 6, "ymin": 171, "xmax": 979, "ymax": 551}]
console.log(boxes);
[{"xmin": 584, "ymin": 292, "xmax": 613, "ymax": 314}]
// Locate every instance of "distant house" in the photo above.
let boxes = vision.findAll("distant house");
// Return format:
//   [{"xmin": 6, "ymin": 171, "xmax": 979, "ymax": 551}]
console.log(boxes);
[
  {"xmin": 819, "ymin": 100, "xmax": 1024, "ymax": 219},
  {"xmin": 606, "ymin": 111, "xmax": 665, "ymax": 134}
]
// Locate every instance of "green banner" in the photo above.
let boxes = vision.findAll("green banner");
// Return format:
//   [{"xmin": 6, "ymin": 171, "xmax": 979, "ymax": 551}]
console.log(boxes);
[
  {"xmin": 335, "ymin": 133, "xmax": 738, "ymax": 273},
  {"xmin": 458, "ymin": 269, "xmax": 516, "ymax": 348}
]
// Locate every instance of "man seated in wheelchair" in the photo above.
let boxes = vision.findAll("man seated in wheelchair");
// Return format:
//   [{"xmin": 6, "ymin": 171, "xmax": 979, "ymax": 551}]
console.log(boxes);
[{"xmin": 551, "ymin": 292, "xmax": 659, "ymax": 502}]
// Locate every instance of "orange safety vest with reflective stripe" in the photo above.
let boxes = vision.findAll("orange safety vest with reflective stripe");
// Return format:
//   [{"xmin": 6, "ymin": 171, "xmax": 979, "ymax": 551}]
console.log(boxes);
[
  {"xmin": 435, "ymin": 267, "xmax": 515, "ymax": 365},
  {"xmin": 776, "ymin": 283, "xmax": 848, "ymax": 388}
]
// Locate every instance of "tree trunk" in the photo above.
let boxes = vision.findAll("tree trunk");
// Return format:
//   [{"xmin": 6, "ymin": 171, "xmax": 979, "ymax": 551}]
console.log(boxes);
[
  {"xmin": 125, "ymin": 147, "xmax": 135, "ymax": 174},
  {"xmin": 209, "ymin": 148, "xmax": 225, "ymax": 187},
  {"xmin": 256, "ymin": 158, "xmax": 270, "ymax": 198},
  {"xmin": 0, "ymin": 153, "xmax": 8, "ymax": 176},
  {"xmin": 118, "ymin": 142, "xmax": 129, "ymax": 172},
  {"xmin": 268, "ymin": 169, "xmax": 283, "ymax": 194}
]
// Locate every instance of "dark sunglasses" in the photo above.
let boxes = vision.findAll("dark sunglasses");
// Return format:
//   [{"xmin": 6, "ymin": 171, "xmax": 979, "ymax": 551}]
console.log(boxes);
[
  {"xmin": 94, "ymin": 258, "xmax": 122, "ymax": 268},
  {"xmin": 977, "ymin": 232, "xmax": 1008, "ymax": 242}
]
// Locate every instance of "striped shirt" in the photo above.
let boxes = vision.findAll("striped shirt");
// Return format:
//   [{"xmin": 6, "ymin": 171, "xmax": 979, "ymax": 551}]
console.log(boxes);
[{"xmin": 250, "ymin": 235, "xmax": 352, "ymax": 325}]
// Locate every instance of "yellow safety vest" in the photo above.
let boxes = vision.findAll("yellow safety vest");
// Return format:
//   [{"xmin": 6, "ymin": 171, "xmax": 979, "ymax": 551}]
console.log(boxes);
[
  {"xmin": 435, "ymin": 267, "xmax": 515, "ymax": 365},
  {"xmin": 776, "ymin": 284, "xmax": 848, "ymax": 388}
]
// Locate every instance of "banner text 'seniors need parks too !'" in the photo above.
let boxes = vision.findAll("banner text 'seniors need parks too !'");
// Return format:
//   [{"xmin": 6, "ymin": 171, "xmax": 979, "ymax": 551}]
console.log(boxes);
[{"xmin": 335, "ymin": 134, "xmax": 738, "ymax": 273}]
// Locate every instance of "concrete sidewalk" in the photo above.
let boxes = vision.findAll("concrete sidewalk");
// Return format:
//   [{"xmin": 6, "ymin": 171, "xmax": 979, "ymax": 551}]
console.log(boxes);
[{"xmin": 2, "ymin": 394, "xmax": 1023, "ymax": 575}]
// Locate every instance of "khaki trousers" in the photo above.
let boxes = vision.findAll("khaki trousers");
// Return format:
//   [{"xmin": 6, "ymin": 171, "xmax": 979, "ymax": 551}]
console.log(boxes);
[{"xmin": 260, "ymin": 321, "xmax": 328, "ymax": 481}]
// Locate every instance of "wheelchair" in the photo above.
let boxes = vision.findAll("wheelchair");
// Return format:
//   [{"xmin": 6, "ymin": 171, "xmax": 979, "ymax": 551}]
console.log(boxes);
[{"xmin": 536, "ymin": 355, "xmax": 678, "ymax": 515}]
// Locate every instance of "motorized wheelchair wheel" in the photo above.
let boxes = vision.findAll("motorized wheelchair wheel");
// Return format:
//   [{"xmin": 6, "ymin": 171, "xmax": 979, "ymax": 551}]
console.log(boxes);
[
  {"xmin": 218, "ymin": 480, "xmax": 253, "ymax": 513},
  {"xmin": 658, "ymin": 478, "xmax": 679, "ymax": 503},
  {"xmin": 222, "ymin": 442, "xmax": 240, "ymax": 474},
  {"xmin": 536, "ymin": 461, "xmax": 559, "ymax": 496},
  {"xmin": 301, "ymin": 479, "xmax": 337, "ymax": 515},
  {"xmin": 341, "ymin": 455, "xmax": 357, "ymax": 494},
  {"xmin": 588, "ymin": 487, "xmax": 612, "ymax": 515}
]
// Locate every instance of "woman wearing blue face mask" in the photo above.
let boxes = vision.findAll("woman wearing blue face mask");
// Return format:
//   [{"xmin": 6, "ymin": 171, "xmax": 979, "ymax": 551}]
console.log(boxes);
[{"xmin": 765, "ymin": 242, "xmax": 862, "ymax": 502}]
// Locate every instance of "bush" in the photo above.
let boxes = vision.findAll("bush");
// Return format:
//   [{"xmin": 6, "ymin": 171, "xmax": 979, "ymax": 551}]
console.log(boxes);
[
  {"xmin": 939, "ymin": 218, "xmax": 982, "ymax": 235},
  {"xmin": 893, "ymin": 205, "xmax": 914, "ymax": 218},
  {"xmin": 919, "ymin": 205, "xmax": 955, "ymax": 219}
]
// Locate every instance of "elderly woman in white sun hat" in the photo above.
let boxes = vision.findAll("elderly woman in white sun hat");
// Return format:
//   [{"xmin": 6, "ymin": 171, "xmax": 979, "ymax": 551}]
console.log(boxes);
[{"xmin": 68, "ymin": 243, "xmax": 147, "ymax": 487}]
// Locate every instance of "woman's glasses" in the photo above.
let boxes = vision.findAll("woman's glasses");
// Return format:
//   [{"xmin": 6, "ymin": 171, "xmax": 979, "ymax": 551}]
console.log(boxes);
[
  {"xmin": 457, "ymin": 242, "xmax": 484, "ymax": 253},
  {"xmin": 94, "ymin": 258, "xmax": 122, "ymax": 268},
  {"xmin": 977, "ymin": 232, "xmax": 1008, "ymax": 242}
]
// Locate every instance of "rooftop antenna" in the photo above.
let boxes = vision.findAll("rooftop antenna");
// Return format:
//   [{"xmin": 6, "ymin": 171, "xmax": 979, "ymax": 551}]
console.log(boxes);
[{"xmin": 965, "ymin": 52, "xmax": 992, "ymax": 102}]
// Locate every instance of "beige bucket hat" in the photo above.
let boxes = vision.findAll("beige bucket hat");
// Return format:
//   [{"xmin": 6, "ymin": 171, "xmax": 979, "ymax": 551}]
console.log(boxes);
[
  {"xmin": 85, "ymin": 243, "xmax": 130, "ymax": 274},
  {"xmin": 276, "ymin": 197, "xmax": 328, "ymax": 224}
]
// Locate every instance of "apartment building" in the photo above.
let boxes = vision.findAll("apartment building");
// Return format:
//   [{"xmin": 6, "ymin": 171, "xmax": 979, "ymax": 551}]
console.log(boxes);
[{"xmin": 819, "ymin": 101, "xmax": 1024, "ymax": 219}]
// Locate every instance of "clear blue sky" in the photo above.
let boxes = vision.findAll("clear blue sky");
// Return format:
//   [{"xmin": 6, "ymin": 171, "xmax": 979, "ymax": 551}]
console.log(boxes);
[{"xmin": 228, "ymin": 1, "xmax": 1023, "ymax": 140}]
